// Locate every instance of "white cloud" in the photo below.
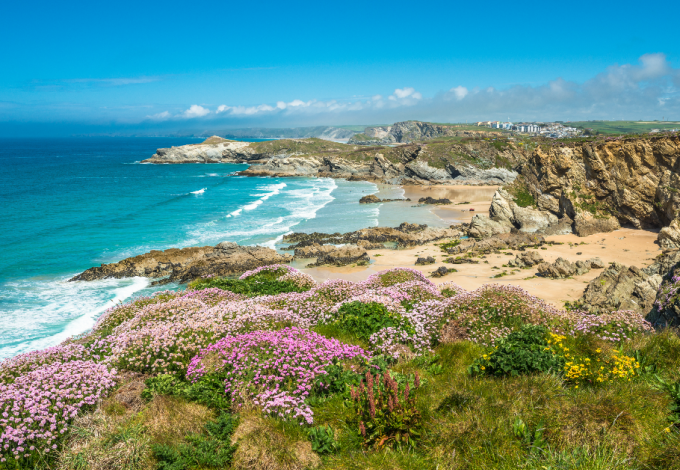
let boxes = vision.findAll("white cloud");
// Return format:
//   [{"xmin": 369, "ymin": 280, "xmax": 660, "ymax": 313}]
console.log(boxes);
[
  {"xmin": 146, "ymin": 111, "xmax": 171, "ymax": 120},
  {"xmin": 183, "ymin": 105, "xmax": 210, "ymax": 118},
  {"xmin": 450, "ymin": 86, "xmax": 468, "ymax": 100},
  {"xmin": 393, "ymin": 87, "xmax": 416, "ymax": 99},
  {"xmin": 216, "ymin": 105, "xmax": 230, "ymax": 113}
]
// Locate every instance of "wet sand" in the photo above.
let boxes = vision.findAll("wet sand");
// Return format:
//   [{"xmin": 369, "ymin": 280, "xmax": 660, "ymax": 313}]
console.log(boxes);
[
  {"xmin": 302, "ymin": 184, "xmax": 662, "ymax": 309},
  {"xmin": 402, "ymin": 185, "xmax": 501, "ymax": 223}
]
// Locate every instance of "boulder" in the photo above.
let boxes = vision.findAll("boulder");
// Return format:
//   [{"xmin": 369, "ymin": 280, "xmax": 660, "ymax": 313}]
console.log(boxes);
[
  {"xmin": 431, "ymin": 266, "xmax": 456, "ymax": 278},
  {"xmin": 573, "ymin": 212, "xmax": 621, "ymax": 237},
  {"xmin": 578, "ymin": 263, "xmax": 661, "ymax": 315},
  {"xmin": 415, "ymin": 256, "xmax": 436, "ymax": 265},
  {"xmin": 359, "ymin": 194, "xmax": 381, "ymax": 204},
  {"xmin": 418, "ymin": 197, "xmax": 452, "ymax": 205},
  {"xmin": 508, "ymin": 251, "xmax": 544, "ymax": 268},
  {"xmin": 658, "ymin": 217, "xmax": 680, "ymax": 249},
  {"xmin": 537, "ymin": 257, "xmax": 580, "ymax": 278},
  {"xmin": 467, "ymin": 214, "xmax": 512, "ymax": 238},
  {"xmin": 307, "ymin": 246, "xmax": 369, "ymax": 267}
]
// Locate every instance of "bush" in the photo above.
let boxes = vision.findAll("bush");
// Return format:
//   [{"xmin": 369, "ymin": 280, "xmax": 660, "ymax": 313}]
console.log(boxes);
[
  {"xmin": 152, "ymin": 412, "xmax": 238, "ymax": 470},
  {"xmin": 468, "ymin": 325, "xmax": 564, "ymax": 377},
  {"xmin": 335, "ymin": 301, "xmax": 413, "ymax": 341},
  {"xmin": 188, "ymin": 277, "xmax": 309, "ymax": 297},
  {"xmin": 141, "ymin": 374, "xmax": 231, "ymax": 410},
  {"xmin": 350, "ymin": 371, "xmax": 422, "ymax": 449},
  {"xmin": 307, "ymin": 425, "xmax": 338, "ymax": 455}
]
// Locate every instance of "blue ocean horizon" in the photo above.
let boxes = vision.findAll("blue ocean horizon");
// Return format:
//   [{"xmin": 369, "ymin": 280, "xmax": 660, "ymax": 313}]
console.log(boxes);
[{"xmin": 0, "ymin": 137, "xmax": 446, "ymax": 360}]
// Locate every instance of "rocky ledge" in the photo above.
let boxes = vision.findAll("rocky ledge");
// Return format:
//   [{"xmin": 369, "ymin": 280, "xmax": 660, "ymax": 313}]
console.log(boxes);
[
  {"xmin": 70, "ymin": 242, "xmax": 292, "ymax": 285},
  {"xmin": 359, "ymin": 194, "xmax": 410, "ymax": 204},
  {"xmin": 283, "ymin": 223, "xmax": 462, "ymax": 250}
]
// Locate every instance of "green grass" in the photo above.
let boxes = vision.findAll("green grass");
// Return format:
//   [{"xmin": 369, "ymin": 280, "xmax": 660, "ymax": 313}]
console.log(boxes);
[{"xmin": 566, "ymin": 120, "xmax": 680, "ymax": 135}]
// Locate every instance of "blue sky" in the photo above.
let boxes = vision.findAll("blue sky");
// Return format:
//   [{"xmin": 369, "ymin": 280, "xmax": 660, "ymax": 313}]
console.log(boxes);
[{"xmin": 1, "ymin": 0, "xmax": 680, "ymax": 136}]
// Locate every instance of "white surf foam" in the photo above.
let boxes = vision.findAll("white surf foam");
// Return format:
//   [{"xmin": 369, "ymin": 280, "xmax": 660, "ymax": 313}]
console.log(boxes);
[
  {"xmin": 191, "ymin": 188, "xmax": 207, "ymax": 195},
  {"xmin": 0, "ymin": 276, "xmax": 150, "ymax": 360}
]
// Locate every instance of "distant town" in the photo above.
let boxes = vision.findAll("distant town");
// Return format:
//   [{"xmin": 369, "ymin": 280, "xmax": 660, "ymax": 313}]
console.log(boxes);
[{"xmin": 476, "ymin": 121, "xmax": 584, "ymax": 138}]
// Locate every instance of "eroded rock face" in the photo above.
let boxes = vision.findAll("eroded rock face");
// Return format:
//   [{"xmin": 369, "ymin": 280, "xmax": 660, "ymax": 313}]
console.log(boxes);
[
  {"xmin": 467, "ymin": 214, "xmax": 513, "ymax": 238},
  {"xmin": 447, "ymin": 163, "xmax": 518, "ymax": 185},
  {"xmin": 70, "ymin": 242, "xmax": 292, "ymax": 285},
  {"xmin": 488, "ymin": 190, "xmax": 560, "ymax": 234},
  {"xmin": 520, "ymin": 135, "xmax": 680, "ymax": 232},
  {"xmin": 143, "ymin": 137, "xmax": 254, "ymax": 163},
  {"xmin": 578, "ymin": 263, "xmax": 662, "ymax": 314}
]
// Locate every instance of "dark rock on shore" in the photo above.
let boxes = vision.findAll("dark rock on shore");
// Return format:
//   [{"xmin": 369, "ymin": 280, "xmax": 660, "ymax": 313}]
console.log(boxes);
[
  {"xmin": 359, "ymin": 194, "xmax": 411, "ymax": 204},
  {"xmin": 283, "ymin": 223, "xmax": 461, "ymax": 249},
  {"xmin": 70, "ymin": 242, "xmax": 292, "ymax": 285},
  {"xmin": 508, "ymin": 251, "xmax": 544, "ymax": 268},
  {"xmin": 431, "ymin": 266, "xmax": 456, "ymax": 277},
  {"xmin": 536, "ymin": 257, "xmax": 604, "ymax": 279},
  {"xmin": 306, "ymin": 246, "xmax": 369, "ymax": 267},
  {"xmin": 418, "ymin": 197, "xmax": 451, "ymax": 205},
  {"xmin": 415, "ymin": 256, "xmax": 435, "ymax": 265}
]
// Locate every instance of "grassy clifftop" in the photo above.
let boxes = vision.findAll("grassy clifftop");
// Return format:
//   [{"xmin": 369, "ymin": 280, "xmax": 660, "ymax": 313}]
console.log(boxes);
[{"xmin": 2, "ymin": 265, "xmax": 680, "ymax": 469}]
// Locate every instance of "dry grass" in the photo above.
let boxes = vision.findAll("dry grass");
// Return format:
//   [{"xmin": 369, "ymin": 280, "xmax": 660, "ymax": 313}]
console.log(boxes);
[
  {"xmin": 231, "ymin": 411, "xmax": 321, "ymax": 470},
  {"xmin": 56, "ymin": 375, "xmax": 213, "ymax": 470}
]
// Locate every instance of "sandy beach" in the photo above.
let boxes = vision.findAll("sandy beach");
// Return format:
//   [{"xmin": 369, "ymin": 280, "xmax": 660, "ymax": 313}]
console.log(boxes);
[{"xmin": 303, "ymin": 184, "xmax": 662, "ymax": 309}]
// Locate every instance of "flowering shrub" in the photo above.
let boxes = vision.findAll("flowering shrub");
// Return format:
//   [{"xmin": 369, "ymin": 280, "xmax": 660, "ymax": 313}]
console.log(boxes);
[
  {"xmin": 91, "ymin": 290, "xmax": 180, "ymax": 336},
  {"xmin": 655, "ymin": 273, "xmax": 680, "ymax": 313},
  {"xmin": 277, "ymin": 271, "xmax": 316, "ymax": 290},
  {"xmin": 468, "ymin": 325, "xmax": 565, "ymax": 377},
  {"xmin": 0, "ymin": 361, "xmax": 117, "ymax": 466},
  {"xmin": 0, "ymin": 344, "xmax": 95, "ymax": 384},
  {"xmin": 571, "ymin": 310, "xmax": 653, "ymax": 342},
  {"xmin": 375, "ymin": 281, "xmax": 442, "ymax": 307},
  {"xmin": 437, "ymin": 281, "xmax": 467, "ymax": 298},
  {"xmin": 239, "ymin": 264, "xmax": 297, "ymax": 280},
  {"xmin": 108, "ymin": 298, "xmax": 299, "ymax": 374},
  {"xmin": 187, "ymin": 327, "xmax": 368, "ymax": 424},
  {"xmin": 430, "ymin": 284, "xmax": 568, "ymax": 346},
  {"xmin": 179, "ymin": 288, "xmax": 245, "ymax": 306},
  {"xmin": 365, "ymin": 267, "xmax": 431, "ymax": 288},
  {"xmin": 552, "ymin": 337, "xmax": 640, "ymax": 387},
  {"xmin": 350, "ymin": 371, "xmax": 422, "ymax": 448}
]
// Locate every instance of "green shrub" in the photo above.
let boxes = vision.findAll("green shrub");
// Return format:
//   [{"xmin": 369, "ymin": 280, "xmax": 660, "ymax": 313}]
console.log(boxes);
[
  {"xmin": 307, "ymin": 425, "xmax": 339, "ymax": 455},
  {"xmin": 142, "ymin": 374, "xmax": 231, "ymax": 410},
  {"xmin": 188, "ymin": 277, "xmax": 308, "ymax": 297},
  {"xmin": 350, "ymin": 371, "xmax": 422, "ymax": 449},
  {"xmin": 152, "ymin": 412, "xmax": 238, "ymax": 470},
  {"xmin": 468, "ymin": 325, "xmax": 564, "ymax": 377},
  {"xmin": 335, "ymin": 301, "xmax": 413, "ymax": 341}
]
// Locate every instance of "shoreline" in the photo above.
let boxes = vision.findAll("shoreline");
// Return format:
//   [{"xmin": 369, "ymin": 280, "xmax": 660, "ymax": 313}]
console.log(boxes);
[{"xmin": 303, "ymin": 183, "xmax": 663, "ymax": 309}]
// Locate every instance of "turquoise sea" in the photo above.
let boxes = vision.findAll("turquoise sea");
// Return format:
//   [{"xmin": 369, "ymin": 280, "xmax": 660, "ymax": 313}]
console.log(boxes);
[{"xmin": 0, "ymin": 137, "xmax": 446, "ymax": 360}]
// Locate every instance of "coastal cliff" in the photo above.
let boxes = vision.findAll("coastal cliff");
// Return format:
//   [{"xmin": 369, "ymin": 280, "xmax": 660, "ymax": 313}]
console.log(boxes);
[
  {"xmin": 348, "ymin": 121, "xmax": 502, "ymax": 145},
  {"xmin": 143, "ymin": 131, "xmax": 523, "ymax": 185}
]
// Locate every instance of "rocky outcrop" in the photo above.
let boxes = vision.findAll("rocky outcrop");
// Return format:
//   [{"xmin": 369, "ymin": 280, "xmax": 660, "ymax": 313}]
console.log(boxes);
[
  {"xmin": 447, "ymin": 164, "xmax": 518, "ymax": 185},
  {"xmin": 445, "ymin": 232, "xmax": 546, "ymax": 255},
  {"xmin": 574, "ymin": 250, "xmax": 680, "ymax": 317},
  {"xmin": 359, "ymin": 194, "xmax": 410, "ymax": 204},
  {"xmin": 536, "ymin": 257, "xmax": 604, "ymax": 279},
  {"xmin": 418, "ymin": 197, "xmax": 451, "ymax": 205},
  {"xmin": 519, "ymin": 135, "xmax": 680, "ymax": 234},
  {"xmin": 577, "ymin": 263, "xmax": 662, "ymax": 314},
  {"xmin": 143, "ymin": 137, "xmax": 253, "ymax": 164},
  {"xmin": 415, "ymin": 256, "xmax": 436, "ymax": 265},
  {"xmin": 658, "ymin": 217, "xmax": 680, "ymax": 249},
  {"xmin": 405, "ymin": 160, "xmax": 453, "ymax": 182},
  {"xmin": 283, "ymin": 223, "xmax": 461, "ymax": 250},
  {"xmin": 70, "ymin": 242, "xmax": 292, "ymax": 285},
  {"xmin": 306, "ymin": 246, "xmax": 369, "ymax": 267},
  {"xmin": 508, "ymin": 251, "xmax": 544, "ymax": 268}
]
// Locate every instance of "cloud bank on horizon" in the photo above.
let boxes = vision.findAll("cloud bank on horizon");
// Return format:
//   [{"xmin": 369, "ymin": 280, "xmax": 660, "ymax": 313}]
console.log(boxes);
[
  {"xmin": 143, "ymin": 53, "xmax": 680, "ymax": 128},
  {"xmin": 3, "ymin": 53, "xmax": 680, "ymax": 134}
]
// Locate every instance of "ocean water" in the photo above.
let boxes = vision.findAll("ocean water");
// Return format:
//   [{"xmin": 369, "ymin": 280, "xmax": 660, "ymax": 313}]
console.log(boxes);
[{"xmin": 0, "ymin": 137, "xmax": 446, "ymax": 360}]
